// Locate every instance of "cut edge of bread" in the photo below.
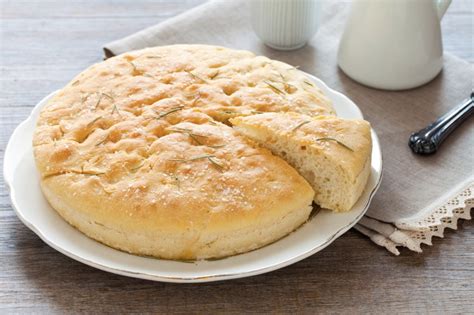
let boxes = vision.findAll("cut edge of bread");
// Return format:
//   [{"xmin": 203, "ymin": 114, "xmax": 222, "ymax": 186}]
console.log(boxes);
[{"xmin": 231, "ymin": 116, "xmax": 372, "ymax": 212}]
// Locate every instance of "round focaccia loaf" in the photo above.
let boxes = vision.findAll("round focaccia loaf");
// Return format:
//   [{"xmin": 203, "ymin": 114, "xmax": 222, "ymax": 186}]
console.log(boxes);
[
  {"xmin": 33, "ymin": 45, "xmax": 323, "ymax": 260},
  {"xmin": 230, "ymin": 112, "xmax": 372, "ymax": 212}
]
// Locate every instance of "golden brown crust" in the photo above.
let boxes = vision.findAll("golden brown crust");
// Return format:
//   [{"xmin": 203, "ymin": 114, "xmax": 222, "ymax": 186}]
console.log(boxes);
[{"xmin": 33, "ymin": 45, "xmax": 324, "ymax": 260}]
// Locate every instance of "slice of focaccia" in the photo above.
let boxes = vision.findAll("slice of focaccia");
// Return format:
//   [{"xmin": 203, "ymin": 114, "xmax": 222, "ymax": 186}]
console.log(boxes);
[{"xmin": 230, "ymin": 112, "xmax": 372, "ymax": 212}]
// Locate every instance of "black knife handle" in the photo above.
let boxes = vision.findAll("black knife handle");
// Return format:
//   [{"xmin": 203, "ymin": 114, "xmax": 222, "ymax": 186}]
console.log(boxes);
[{"xmin": 409, "ymin": 92, "xmax": 474, "ymax": 155}]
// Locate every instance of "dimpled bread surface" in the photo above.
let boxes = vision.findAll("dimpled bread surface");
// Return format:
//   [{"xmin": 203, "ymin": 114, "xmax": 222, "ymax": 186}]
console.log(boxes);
[{"xmin": 32, "ymin": 44, "xmax": 340, "ymax": 260}]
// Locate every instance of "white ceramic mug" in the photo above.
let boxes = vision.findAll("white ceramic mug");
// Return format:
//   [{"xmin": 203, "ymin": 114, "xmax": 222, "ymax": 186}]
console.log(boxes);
[
  {"xmin": 251, "ymin": 0, "xmax": 321, "ymax": 51},
  {"xmin": 337, "ymin": 0, "xmax": 452, "ymax": 90}
]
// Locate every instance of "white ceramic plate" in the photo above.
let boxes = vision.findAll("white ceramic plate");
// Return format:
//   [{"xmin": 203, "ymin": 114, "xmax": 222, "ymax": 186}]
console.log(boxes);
[{"xmin": 4, "ymin": 74, "xmax": 382, "ymax": 283}]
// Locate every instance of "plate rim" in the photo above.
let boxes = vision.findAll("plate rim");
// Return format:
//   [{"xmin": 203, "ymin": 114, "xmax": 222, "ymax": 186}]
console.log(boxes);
[{"xmin": 3, "ymin": 73, "xmax": 383, "ymax": 283}]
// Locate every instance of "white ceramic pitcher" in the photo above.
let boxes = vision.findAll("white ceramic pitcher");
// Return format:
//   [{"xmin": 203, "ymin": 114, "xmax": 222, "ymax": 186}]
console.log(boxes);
[{"xmin": 337, "ymin": 0, "xmax": 452, "ymax": 90}]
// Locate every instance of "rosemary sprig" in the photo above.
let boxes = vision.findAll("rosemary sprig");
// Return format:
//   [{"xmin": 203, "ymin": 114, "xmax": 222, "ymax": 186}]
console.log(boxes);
[
  {"xmin": 82, "ymin": 170, "xmax": 106, "ymax": 176},
  {"xmin": 111, "ymin": 104, "xmax": 121, "ymax": 115},
  {"xmin": 186, "ymin": 70, "xmax": 207, "ymax": 83},
  {"xmin": 170, "ymin": 154, "xmax": 212, "ymax": 162},
  {"xmin": 291, "ymin": 120, "xmax": 311, "ymax": 131},
  {"xmin": 129, "ymin": 61, "xmax": 137, "ymax": 72},
  {"xmin": 87, "ymin": 116, "xmax": 103, "ymax": 127},
  {"xmin": 94, "ymin": 93, "xmax": 103, "ymax": 109},
  {"xmin": 188, "ymin": 133, "xmax": 206, "ymax": 145},
  {"xmin": 207, "ymin": 156, "xmax": 224, "ymax": 170},
  {"xmin": 167, "ymin": 127, "xmax": 224, "ymax": 148},
  {"xmin": 95, "ymin": 137, "xmax": 107, "ymax": 146},
  {"xmin": 209, "ymin": 144, "xmax": 225, "ymax": 148},
  {"xmin": 167, "ymin": 127, "xmax": 193, "ymax": 133},
  {"xmin": 278, "ymin": 72, "xmax": 286, "ymax": 81},
  {"xmin": 316, "ymin": 137, "xmax": 354, "ymax": 151},
  {"xmin": 130, "ymin": 162, "xmax": 144, "ymax": 172},
  {"xmin": 155, "ymin": 106, "xmax": 184, "ymax": 119},
  {"xmin": 221, "ymin": 109, "xmax": 237, "ymax": 114},
  {"xmin": 102, "ymin": 93, "xmax": 114, "ymax": 100},
  {"xmin": 94, "ymin": 92, "xmax": 114, "ymax": 109},
  {"xmin": 169, "ymin": 154, "xmax": 224, "ymax": 171},
  {"xmin": 264, "ymin": 80, "xmax": 286, "ymax": 95},
  {"xmin": 81, "ymin": 93, "xmax": 91, "ymax": 105}
]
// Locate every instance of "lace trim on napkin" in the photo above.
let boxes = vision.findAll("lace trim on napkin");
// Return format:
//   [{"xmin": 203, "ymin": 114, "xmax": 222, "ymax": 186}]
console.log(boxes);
[
  {"xmin": 356, "ymin": 181, "xmax": 473, "ymax": 255},
  {"xmin": 394, "ymin": 178, "xmax": 473, "ymax": 230}
]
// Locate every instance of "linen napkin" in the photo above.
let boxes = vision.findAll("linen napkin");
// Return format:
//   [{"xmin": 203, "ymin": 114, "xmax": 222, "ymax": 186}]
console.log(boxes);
[{"xmin": 104, "ymin": 0, "xmax": 474, "ymax": 254}]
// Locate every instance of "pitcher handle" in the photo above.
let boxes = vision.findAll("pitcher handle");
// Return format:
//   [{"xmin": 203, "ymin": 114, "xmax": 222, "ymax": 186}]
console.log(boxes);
[{"xmin": 436, "ymin": 0, "xmax": 452, "ymax": 20}]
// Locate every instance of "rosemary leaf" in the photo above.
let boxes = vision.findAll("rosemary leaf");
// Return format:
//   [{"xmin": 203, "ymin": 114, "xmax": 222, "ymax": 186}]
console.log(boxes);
[
  {"xmin": 277, "ymin": 78, "xmax": 297, "ymax": 92},
  {"xmin": 87, "ymin": 116, "xmax": 103, "ymax": 127},
  {"xmin": 303, "ymin": 80, "xmax": 314, "ymax": 87},
  {"xmin": 169, "ymin": 154, "xmax": 224, "ymax": 171},
  {"xmin": 94, "ymin": 93, "xmax": 103, "ymax": 109},
  {"xmin": 167, "ymin": 127, "xmax": 193, "ymax": 133},
  {"xmin": 111, "ymin": 104, "xmax": 121, "ymax": 115},
  {"xmin": 93, "ymin": 92, "xmax": 114, "ymax": 110},
  {"xmin": 316, "ymin": 137, "xmax": 354, "ymax": 151},
  {"xmin": 207, "ymin": 156, "xmax": 224, "ymax": 171},
  {"xmin": 186, "ymin": 70, "xmax": 207, "ymax": 83},
  {"xmin": 129, "ymin": 61, "xmax": 137, "ymax": 72},
  {"xmin": 209, "ymin": 70, "xmax": 219, "ymax": 79},
  {"xmin": 190, "ymin": 135, "xmax": 225, "ymax": 149},
  {"xmin": 207, "ymin": 144, "xmax": 225, "ymax": 149},
  {"xmin": 83, "ymin": 170, "xmax": 106, "ymax": 176},
  {"xmin": 188, "ymin": 154, "xmax": 216, "ymax": 161},
  {"xmin": 221, "ymin": 109, "xmax": 236, "ymax": 114},
  {"xmin": 188, "ymin": 133, "xmax": 206, "ymax": 145},
  {"xmin": 155, "ymin": 106, "xmax": 184, "ymax": 119},
  {"xmin": 130, "ymin": 162, "xmax": 144, "ymax": 171},
  {"xmin": 169, "ymin": 154, "xmax": 212, "ymax": 162},
  {"xmin": 291, "ymin": 120, "xmax": 311, "ymax": 131},
  {"xmin": 95, "ymin": 137, "xmax": 107, "ymax": 146},
  {"xmin": 264, "ymin": 80, "xmax": 286, "ymax": 95},
  {"xmin": 167, "ymin": 127, "xmax": 225, "ymax": 149},
  {"xmin": 81, "ymin": 93, "xmax": 91, "ymax": 105},
  {"xmin": 102, "ymin": 93, "xmax": 114, "ymax": 100}
]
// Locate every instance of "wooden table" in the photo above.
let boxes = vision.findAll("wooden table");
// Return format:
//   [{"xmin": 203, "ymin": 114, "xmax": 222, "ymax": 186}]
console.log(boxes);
[{"xmin": 1, "ymin": 1, "xmax": 472, "ymax": 313}]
